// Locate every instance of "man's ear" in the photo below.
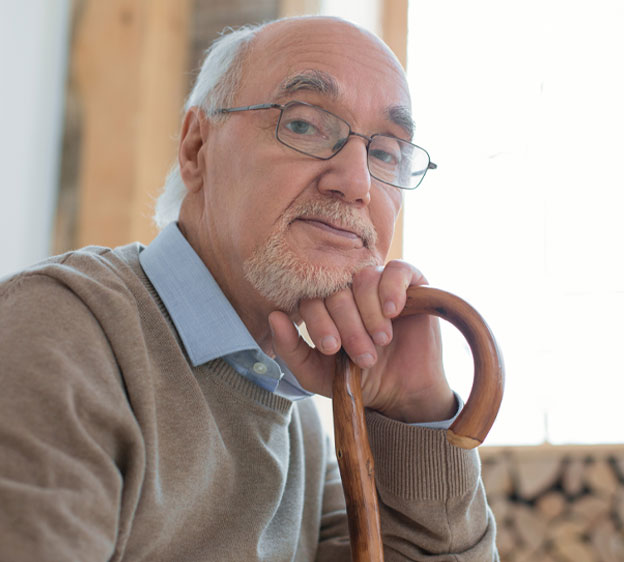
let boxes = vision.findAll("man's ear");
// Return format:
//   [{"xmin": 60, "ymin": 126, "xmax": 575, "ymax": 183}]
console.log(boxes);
[{"xmin": 179, "ymin": 107, "xmax": 210, "ymax": 193}]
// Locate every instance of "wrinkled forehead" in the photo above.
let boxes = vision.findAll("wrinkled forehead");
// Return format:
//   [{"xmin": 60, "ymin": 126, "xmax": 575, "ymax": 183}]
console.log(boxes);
[
  {"xmin": 239, "ymin": 17, "xmax": 413, "ymax": 135},
  {"xmin": 275, "ymin": 68, "xmax": 414, "ymax": 139}
]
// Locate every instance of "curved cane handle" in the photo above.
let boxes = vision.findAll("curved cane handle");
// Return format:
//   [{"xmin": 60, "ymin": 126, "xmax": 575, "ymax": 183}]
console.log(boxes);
[
  {"xmin": 332, "ymin": 285, "xmax": 505, "ymax": 562},
  {"xmin": 403, "ymin": 286, "xmax": 505, "ymax": 448}
]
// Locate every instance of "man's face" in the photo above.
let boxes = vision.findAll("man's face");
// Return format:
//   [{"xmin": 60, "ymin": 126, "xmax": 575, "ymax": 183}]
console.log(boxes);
[{"xmin": 193, "ymin": 18, "xmax": 412, "ymax": 313}]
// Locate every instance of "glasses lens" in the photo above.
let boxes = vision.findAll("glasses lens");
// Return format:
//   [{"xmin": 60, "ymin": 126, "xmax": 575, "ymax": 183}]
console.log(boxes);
[
  {"xmin": 277, "ymin": 103, "xmax": 349, "ymax": 158},
  {"xmin": 368, "ymin": 135, "xmax": 431, "ymax": 190}
]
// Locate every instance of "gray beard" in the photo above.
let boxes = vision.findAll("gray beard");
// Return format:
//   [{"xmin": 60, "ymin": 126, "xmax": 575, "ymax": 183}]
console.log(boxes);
[{"xmin": 243, "ymin": 198, "xmax": 380, "ymax": 313}]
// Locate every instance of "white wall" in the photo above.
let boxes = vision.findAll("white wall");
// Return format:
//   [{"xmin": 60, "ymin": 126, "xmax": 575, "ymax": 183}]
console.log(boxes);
[{"xmin": 0, "ymin": 1, "xmax": 70, "ymax": 278}]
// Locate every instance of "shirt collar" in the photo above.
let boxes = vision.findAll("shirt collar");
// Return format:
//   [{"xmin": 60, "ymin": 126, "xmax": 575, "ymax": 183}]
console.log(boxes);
[
  {"xmin": 138, "ymin": 224, "xmax": 461, "ymax": 415},
  {"xmin": 139, "ymin": 223, "xmax": 260, "ymax": 366}
]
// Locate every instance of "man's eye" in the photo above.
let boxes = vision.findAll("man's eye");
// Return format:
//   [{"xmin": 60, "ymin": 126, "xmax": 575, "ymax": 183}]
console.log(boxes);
[
  {"xmin": 285, "ymin": 119, "xmax": 317, "ymax": 135},
  {"xmin": 370, "ymin": 148, "xmax": 398, "ymax": 165}
]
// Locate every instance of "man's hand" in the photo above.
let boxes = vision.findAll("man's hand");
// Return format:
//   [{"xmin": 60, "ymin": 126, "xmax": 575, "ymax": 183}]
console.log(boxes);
[{"xmin": 268, "ymin": 261, "xmax": 457, "ymax": 424}]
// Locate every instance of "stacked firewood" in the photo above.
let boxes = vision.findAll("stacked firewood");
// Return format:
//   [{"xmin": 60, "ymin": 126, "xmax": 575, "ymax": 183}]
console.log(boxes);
[{"xmin": 479, "ymin": 444, "xmax": 624, "ymax": 561}]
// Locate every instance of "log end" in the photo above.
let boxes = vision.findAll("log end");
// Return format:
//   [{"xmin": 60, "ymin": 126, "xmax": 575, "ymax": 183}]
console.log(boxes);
[{"xmin": 446, "ymin": 429, "xmax": 481, "ymax": 449}]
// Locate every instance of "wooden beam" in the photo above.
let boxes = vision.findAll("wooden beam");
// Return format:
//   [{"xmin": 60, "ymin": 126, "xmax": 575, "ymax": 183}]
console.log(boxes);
[
  {"xmin": 278, "ymin": 0, "xmax": 321, "ymax": 17},
  {"xmin": 72, "ymin": 0, "xmax": 191, "ymax": 248},
  {"xmin": 381, "ymin": 0, "xmax": 408, "ymax": 68},
  {"xmin": 381, "ymin": 0, "xmax": 408, "ymax": 262}
]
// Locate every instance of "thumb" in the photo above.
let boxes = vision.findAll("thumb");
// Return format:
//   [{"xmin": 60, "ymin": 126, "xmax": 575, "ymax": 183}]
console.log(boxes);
[{"xmin": 268, "ymin": 311, "xmax": 335, "ymax": 398}]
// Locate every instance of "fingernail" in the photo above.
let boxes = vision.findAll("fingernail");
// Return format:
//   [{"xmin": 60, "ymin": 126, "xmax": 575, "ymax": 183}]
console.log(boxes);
[
  {"xmin": 373, "ymin": 331, "xmax": 389, "ymax": 346},
  {"xmin": 320, "ymin": 335, "xmax": 339, "ymax": 352},
  {"xmin": 383, "ymin": 301, "xmax": 397, "ymax": 316},
  {"xmin": 355, "ymin": 353, "xmax": 375, "ymax": 368}
]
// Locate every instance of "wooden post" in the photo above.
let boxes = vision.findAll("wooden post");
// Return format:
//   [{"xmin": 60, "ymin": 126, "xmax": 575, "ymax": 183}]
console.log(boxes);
[
  {"xmin": 278, "ymin": 0, "xmax": 321, "ymax": 17},
  {"xmin": 381, "ymin": 0, "xmax": 408, "ymax": 262},
  {"xmin": 72, "ymin": 0, "xmax": 191, "ymax": 248}
]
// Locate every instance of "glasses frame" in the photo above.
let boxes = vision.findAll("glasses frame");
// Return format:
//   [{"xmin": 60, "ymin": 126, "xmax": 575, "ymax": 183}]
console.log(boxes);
[{"xmin": 216, "ymin": 101, "xmax": 436, "ymax": 190}]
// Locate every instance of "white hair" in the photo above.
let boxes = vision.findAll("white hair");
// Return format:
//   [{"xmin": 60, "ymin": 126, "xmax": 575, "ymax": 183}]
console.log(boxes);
[{"xmin": 153, "ymin": 23, "xmax": 265, "ymax": 229}]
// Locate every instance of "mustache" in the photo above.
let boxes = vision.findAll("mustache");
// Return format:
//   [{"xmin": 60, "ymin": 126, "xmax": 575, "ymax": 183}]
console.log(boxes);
[{"xmin": 284, "ymin": 198, "xmax": 378, "ymax": 248}]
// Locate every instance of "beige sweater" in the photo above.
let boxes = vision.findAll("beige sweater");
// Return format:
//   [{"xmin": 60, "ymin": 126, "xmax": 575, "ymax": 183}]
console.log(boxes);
[{"xmin": 0, "ymin": 244, "xmax": 498, "ymax": 561}]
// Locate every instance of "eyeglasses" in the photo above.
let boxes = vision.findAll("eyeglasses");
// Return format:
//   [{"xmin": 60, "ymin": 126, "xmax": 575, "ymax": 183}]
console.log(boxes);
[{"xmin": 216, "ymin": 101, "xmax": 436, "ymax": 190}]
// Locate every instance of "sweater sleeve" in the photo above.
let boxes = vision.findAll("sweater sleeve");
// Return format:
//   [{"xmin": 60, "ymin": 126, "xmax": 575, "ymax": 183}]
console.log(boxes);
[
  {"xmin": 0, "ymin": 273, "xmax": 144, "ymax": 562},
  {"xmin": 315, "ymin": 435, "xmax": 352, "ymax": 560},
  {"xmin": 366, "ymin": 410, "xmax": 499, "ymax": 561}
]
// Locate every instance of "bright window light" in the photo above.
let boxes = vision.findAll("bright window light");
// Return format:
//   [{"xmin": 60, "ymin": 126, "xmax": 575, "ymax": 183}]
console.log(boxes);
[{"xmin": 406, "ymin": 0, "xmax": 624, "ymax": 445}]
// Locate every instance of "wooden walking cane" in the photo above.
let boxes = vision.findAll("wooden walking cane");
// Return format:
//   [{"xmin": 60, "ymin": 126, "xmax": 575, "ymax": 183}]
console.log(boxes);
[{"xmin": 332, "ymin": 286, "xmax": 505, "ymax": 562}]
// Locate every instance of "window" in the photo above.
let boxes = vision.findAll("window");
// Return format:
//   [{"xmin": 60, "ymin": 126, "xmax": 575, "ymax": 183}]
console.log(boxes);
[{"xmin": 406, "ymin": 0, "xmax": 624, "ymax": 445}]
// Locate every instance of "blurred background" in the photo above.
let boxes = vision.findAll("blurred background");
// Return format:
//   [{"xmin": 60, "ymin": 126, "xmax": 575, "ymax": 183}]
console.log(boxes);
[{"xmin": 2, "ymin": 1, "xmax": 624, "ymax": 559}]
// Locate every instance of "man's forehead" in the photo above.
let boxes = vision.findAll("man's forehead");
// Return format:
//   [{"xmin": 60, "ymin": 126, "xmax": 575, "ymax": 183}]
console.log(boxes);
[{"xmin": 272, "ymin": 69, "xmax": 414, "ymax": 139}]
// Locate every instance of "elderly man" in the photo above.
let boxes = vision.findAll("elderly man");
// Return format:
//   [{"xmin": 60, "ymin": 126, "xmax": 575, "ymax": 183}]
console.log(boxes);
[{"xmin": 0, "ymin": 16, "xmax": 497, "ymax": 561}]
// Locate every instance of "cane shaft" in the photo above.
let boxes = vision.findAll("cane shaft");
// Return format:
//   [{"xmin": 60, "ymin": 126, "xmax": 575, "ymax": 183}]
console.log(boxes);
[{"xmin": 332, "ymin": 351, "xmax": 384, "ymax": 562}]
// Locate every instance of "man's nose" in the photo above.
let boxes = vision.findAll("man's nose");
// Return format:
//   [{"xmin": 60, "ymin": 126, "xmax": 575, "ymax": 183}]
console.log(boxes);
[{"xmin": 317, "ymin": 136, "xmax": 371, "ymax": 205}]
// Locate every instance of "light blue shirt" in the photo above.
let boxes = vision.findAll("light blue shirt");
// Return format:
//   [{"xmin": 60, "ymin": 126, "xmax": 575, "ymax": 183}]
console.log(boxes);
[{"xmin": 139, "ymin": 223, "xmax": 460, "ymax": 427}]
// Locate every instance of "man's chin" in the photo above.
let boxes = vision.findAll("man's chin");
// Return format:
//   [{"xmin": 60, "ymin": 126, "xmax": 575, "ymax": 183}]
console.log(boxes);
[
  {"xmin": 243, "ymin": 215, "xmax": 381, "ymax": 312},
  {"xmin": 244, "ymin": 261, "xmax": 351, "ymax": 313},
  {"xmin": 244, "ymin": 247, "xmax": 377, "ymax": 313},
  {"xmin": 296, "ymin": 247, "xmax": 374, "ymax": 272}
]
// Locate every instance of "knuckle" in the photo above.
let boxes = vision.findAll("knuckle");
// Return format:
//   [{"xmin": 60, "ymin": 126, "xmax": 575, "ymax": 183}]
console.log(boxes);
[
  {"xmin": 297, "ymin": 300, "xmax": 334, "ymax": 338},
  {"xmin": 384, "ymin": 259, "xmax": 409, "ymax": 271},
  {"xmin": 325, "ymin": 287, "xmax": 353, "ymax": 310},
  {"xmin": 341, "ymin": 332, "xmax": 368, "ymax": 354},
  {"xmin": 298, "ymin": 297, "xmax": 322, "ymax": 315},
  {"xmin": 361, "ymin": 311, "xmax": 386, "ymax": 333},
  {"xmin": 384, "ymin": 259, "xmax": 426, "ymax": 285},
  {"xmin": 383, "ymin": 261, "xmax": 412, "ymax": 284},
  {"xmin": 352, "ymin": 265, "xmax": 382, "ymax": 292}
]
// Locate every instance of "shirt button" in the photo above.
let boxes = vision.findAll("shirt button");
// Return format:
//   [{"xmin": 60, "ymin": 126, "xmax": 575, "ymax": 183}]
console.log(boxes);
[{"xmin": 252, "ymin": 362, "xmax": 268, "ymax": 375}]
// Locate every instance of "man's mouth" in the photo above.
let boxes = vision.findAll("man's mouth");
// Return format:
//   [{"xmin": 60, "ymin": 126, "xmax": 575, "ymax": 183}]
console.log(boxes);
[
  {"xmin": 282, "ymin": 198, "xmax": 378, "ymax": 250},
  {"xmin": 294, "ymin": 217, "xmax": 365, "ymax": 245}
]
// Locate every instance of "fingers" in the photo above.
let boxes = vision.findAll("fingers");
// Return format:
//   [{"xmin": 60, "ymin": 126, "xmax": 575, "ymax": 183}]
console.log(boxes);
[
  {"xmin": 272, "ymin": 261, "xmax": 445, "ymax": 419},
  {"xmin": 300, "ymin": 290, "xmax": 377, "ymax": 369},
  {"xmin": 376, "ymin": 260, "xmax": 428, "ymax": 319},
  {"xmin": 275, "ymin": 261, "xmax": 429, "ymax": 374},
  {"xmin": 268, "ymin": 310, "xmax": 334, "ymax": 397},
  {"xmin": 298, "ymin": 299, "xmax": 341, "ymax": 355},
  {"xmin": 351, "ymin": 265, "xmax": 392, "ymax": 347},
  {"xmin": 297, "ymin": 261, "xmax": 427, "ymax": 369},
  {"xmin": 326, "ymin": 289, "xmax": 377, "ymax": 368}
]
